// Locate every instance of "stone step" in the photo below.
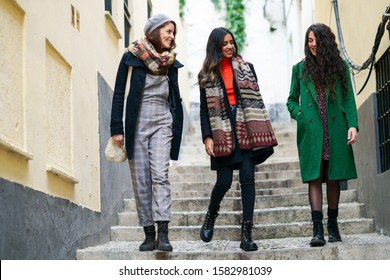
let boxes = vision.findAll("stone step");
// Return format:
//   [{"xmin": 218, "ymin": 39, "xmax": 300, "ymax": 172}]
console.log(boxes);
[
  {"xmin": 177, "ymin": 143, "xmax": 297, "ymax": 155},
  {"xmin": 76, "ymin": 118, "xmax": 385, "ymax": 260},
  {"xmin": 76, "ymin": 119, "xmax": 387, "ymax": 261},
  {"xmin": 178, "ymin": 143, "xmax": 298, "ymax": 156},
  {"xmin": 180, "ymin": 139, "xmax": 297, "ymax": 149},
  {"xmin": 170, "ymin": 186, "xmax": 308, "ymax": 199},
  {"xmin": 76, "ymin": 233, "xmax": 390, "ymax": 260},
  {"xmin": 110, "ymin": 218, "xmax": 374, "ymax": 242},
  {"xmin": 170, "ymin": 178, "xmax": 304, "ymax": 191},
  {"xmin": 170, "ymin": 161, "xmax": 300, "ymax": 174},
  {"xmin": 119, "ymin": 202, "xmax": 364, "ymax": 226},
  {"xmin": 124, "ymin": 189, "xmax": 357, "ymax": 212},
  {"xmin": 169, "ymin": 169, "xmax": 301, "ymax": 182},
  {"xmin": 271, "ymin": 149, "xmax": 298, "ymax": 158},
  {"xmin": 174, "ymin": 126, "xmax": 298, "ymax": 166},
  {"xmin": 265, "ymin": 156, "xmax": 299, "ymax": 164}
]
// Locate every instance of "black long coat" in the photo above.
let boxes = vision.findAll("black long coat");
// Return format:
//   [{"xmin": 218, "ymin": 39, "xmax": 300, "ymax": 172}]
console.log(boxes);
[{"xmin": 110, "ymin": 52, "xmax": 184, "ymax": 160}]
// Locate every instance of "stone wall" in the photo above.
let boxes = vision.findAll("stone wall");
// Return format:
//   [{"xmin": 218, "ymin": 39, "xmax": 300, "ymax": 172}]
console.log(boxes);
[{"xmin": 354, "ymin": 93, "xmax": 390, "ymax": 235}]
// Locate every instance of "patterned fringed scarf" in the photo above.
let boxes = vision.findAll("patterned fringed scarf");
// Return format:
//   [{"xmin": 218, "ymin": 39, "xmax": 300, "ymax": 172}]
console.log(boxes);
[
  {"xmin": 205, "ymin": 56, "xmax": 278, "ymax": 157},
  {"xmin": 127, "ymin": 38, "xmax": 176, "ymax": 75}
]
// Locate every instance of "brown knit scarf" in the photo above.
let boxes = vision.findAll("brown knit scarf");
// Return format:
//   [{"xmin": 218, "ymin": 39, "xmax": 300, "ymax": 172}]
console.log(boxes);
[
  {"xmin": 205, "ymin": 56, "xmax": 278, "ymax": 157},
  {"xmin": 127, "ymin": 38, "xmax": 176, "ymax": 75}
]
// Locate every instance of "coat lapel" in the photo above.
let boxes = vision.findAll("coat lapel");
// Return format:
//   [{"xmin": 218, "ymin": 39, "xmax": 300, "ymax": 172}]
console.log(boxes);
[
  {"xmin": 307, "ymin": 78, "xmax": 319, "ymax": 105},
  {"xmin": 297, "ymin": 61, "xmax": 318, "ymax": 105}
]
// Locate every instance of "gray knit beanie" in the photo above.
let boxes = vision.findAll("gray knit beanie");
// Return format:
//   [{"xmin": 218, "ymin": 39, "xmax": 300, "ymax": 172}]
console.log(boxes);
[{"xmin": 144, "ymin": 13, "xmax": 172, "ymax": 34}]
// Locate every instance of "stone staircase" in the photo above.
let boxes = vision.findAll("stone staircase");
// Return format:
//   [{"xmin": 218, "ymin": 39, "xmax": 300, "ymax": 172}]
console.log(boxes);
[{"xmin": 77, "ymin": 122, "xmax": 390, "ymax": 260}]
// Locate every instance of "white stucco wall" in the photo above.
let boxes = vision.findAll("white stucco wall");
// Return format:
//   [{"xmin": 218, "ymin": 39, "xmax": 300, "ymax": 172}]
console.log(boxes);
[{"xmin": 183, "ymin": 0, "xmax": 312, "ymax": 122}]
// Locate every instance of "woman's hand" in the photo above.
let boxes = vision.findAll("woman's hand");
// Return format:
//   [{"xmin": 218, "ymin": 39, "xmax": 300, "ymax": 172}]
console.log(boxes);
[
  {"xmin": 112, "ymin": 134, "xmax": 124, "ymax": 147},
  {"xmin": 204, "ymin": 137, "xmax": 215, "ymax": 157},
  {"xmin": 347, "ymin": 127, "xmax": 358, "ymax": 144}
]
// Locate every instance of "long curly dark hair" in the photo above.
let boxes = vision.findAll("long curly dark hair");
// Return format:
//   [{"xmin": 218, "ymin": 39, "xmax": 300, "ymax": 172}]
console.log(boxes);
[
  {"xmin": 303, "ymin": 23, "xmax": 348, "ymax": 100},
  {"xmin": 198, "ymin": 27, "xmax": 241, "ymax": 88}
]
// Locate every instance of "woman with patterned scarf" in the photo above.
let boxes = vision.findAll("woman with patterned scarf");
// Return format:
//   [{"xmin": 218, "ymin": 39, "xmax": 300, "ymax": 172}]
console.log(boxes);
[
  {"xmin": 198, "ymin": 27, "xmax": 277, "ymax": 251},
  {"xmin": 110, "ymin": 14, "xmax": 184, "ymax": 252}
]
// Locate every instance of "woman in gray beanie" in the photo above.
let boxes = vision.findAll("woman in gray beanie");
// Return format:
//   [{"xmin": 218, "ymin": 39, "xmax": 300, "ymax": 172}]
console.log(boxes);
[{"xmin": 110, "ymin": 14, "xmax": 184, "ymax": 252}]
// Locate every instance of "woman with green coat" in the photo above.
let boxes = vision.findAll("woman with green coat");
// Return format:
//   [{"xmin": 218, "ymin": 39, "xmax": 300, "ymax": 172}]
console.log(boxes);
[{"xmin": 287, "ymin": 23, "xmax": 359, "ymax": 247}]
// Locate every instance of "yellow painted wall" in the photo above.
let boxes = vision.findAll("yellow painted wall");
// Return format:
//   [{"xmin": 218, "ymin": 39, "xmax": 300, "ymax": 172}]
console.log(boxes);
[
  {"xmin": 0, "ymin": 0, "xmax": 187, "ymax": 212},
  {"xmin": 314, "ymin": 0, "xmax": 390, "ymax": 107}
]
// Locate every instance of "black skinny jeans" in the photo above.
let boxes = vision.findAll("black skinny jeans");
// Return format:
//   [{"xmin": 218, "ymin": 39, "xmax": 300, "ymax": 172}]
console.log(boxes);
[{"xmin": 208, "ymin": 149, "xmax": 256, "ymax": 221}]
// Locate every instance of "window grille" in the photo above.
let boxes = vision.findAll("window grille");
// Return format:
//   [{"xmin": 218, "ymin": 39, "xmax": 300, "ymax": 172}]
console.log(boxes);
[
  {"xmin": 375, "ymin": 46, "xmax": 390, "ymax": 173},
  {"xmin": 105, "ymin": 0, "xmax": 112, "ymax": 14},
  {"xmin": 147, "ymin": 0, "xmax": 152, "ymax": 18},
  {"xmin": 124, "ymin": 0, "xmax": 131, "ymax": 47}
]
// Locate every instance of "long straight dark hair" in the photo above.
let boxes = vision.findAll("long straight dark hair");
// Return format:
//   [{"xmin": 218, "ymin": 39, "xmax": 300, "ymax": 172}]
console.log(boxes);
[
  {"xmin": 198, "ymin": 27, "xmax": 241, "ymax": 88},
  {"xmin": 303, "ymin": 23, "xmax": 348, "ymax": 100}
]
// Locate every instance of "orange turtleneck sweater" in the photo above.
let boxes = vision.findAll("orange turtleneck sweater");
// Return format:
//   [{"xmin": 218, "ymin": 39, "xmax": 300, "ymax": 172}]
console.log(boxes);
[{"xmin": 220, "ymin": 57, "xmax": 236, "ymax": 106}]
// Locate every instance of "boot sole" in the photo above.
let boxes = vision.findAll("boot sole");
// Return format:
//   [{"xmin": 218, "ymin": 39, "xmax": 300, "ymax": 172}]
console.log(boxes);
[
  {"xmin": 328, "ymin": 238, "xmax": 342, "ymax": 243},
  {"xmin": 139, "ymin": 243, "xmax": 156, "ymax": 251},
  {"xmin": 157, "ymin": 246, "xmax": 173, "ymax": 252},
  {"xmin": 200, "ymin": 237, "xmax": 212, "ymax": 243},
  {"xmin": 310, "ymin": 240, "xmax": 326, "ymax": 247},
  {"xmin": 139, "ymin": 247, "xmax": 155, "ymax": 251},
  {"xmin": 242, "ymin": 248, "xmax": 259, "ymax": 251},
  {"xmin": 156, "ymin": 241, "xmax": 173, "ymax": 252},
  {"xmin": 240, "ymin": 242, "xmax": 258, "ymax": 251}
]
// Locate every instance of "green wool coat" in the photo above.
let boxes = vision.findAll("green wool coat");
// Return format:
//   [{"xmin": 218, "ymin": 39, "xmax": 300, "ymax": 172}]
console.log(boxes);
[{"xmin": 286, "ymin": 60, "xmax": 359, "ymax": 183}]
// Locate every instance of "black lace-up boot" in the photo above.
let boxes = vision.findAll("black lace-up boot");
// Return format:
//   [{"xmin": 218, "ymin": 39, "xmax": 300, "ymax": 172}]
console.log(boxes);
[
  {"xmin": 240, "ymin": 220, "xmax": 258, "ymax": 251},
  {"xmin": 200, "ymin": 210, "xmax": 219, "ymax": 242},
  {"xmin": 139, "ymin": 225, "xmax": 156, "ymax": 251},
  {"xmin": 310, "ymin": 211, "xmax": 326, "ymax": 247},
  {"xmin": 327, "ymin": 208, "xmax": 342, "ymax": 242},
  {"xmin": 156, "ymin": 221, "xmax": 173, "ymax": 251}
]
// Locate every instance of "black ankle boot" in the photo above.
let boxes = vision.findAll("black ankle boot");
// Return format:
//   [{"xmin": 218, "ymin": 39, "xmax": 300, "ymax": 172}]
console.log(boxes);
[
  {"xmin": 240, "ymin": 220, "xmax": 258, "ymax": 251},
  {"xmin": 156, "ymin": 221, "xmax": 173, "ymax": 251},
  {"xmin": 327, "ymin": 208, "xmax": 342, "ymax": 242},
  {"xmin": 139, "ymin": 225, "xmax": 156, "ymax": 251},
  {"xmin": 327, "ymin": 218, "xmax": 342, "ymax": 242},
  {"xmin": 200, "ymin": 210, "xmax": 218, "ymax": 242},
  {"xmin": 310, "ymin": 219, "xmax": 326, "ymax": 247}
]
